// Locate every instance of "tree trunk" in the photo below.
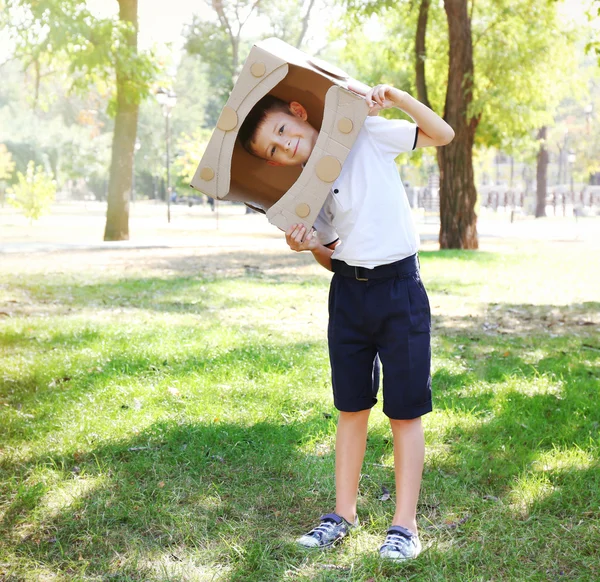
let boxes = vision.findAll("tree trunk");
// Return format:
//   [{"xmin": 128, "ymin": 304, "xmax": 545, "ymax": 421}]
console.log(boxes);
[
  {"xmin": 535, "ymin": 126, "xmax": 548, "ymax": 218},
  {"xmin": 296, "ymin": 0, "xmax": 317, "ymax": 48},
  {"xmin": 439, "ymin": 0, "xmax": 479, "ymax": 249},
  {"xmin": 415, "ymin": 0, "xmax": 431, "ymax": 109},
  {"xmin": 103, "ymin": 0, "xmax": 139, "ymax": 241}
]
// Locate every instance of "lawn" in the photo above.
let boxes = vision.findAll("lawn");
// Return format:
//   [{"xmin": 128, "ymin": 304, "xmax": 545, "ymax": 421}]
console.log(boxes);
[{"xmin": 1, "ymin": 240, "xmax": 599, "ymax": 581}]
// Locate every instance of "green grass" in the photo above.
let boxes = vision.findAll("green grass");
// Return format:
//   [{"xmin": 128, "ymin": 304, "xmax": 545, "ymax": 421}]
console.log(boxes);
[{"xmin": 1, "ymin": 244, "xmax": 599, "ymax": 581}]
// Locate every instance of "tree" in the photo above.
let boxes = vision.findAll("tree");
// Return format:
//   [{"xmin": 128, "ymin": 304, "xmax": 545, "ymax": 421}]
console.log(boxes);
[
  {"xmin": 185, "ymin": 0, "xmax": 322, "ymax": 126},
  {"xmin": 588, "ymin": 0, "xmax": 600, "ymax": 65},
  {"xmin": 7, "ymin": 160, "xmax": 56, "ymax": 224},
  {"xmin": 535, "ymin": 126, "xmax": 549, "ymax": 217},
  {"xmin": 341, "ymin": 0, "xmax": 579, "ymax": 248},
  {"xmin": 173, "ymin": 128, "xmax": 213, "ymax": 187},
  {"xmin": 185, "ymin": 0, "xmax": 262, "ymax": 127},
  {"xmin": 436, "ymin": 0, "xmax": 478, "ymax": 248},
  {"xmin": 259, "ymin": 0, "xmax": 319, "ymax": 49},
  {"xmin": 0, "ymin": 144, "xmax": 15, "ymax": 181},
  {"xmin": 2, "ymin": 0, "xmax": 159, "ymax": 240},
  {"xmin": 0, "ymin": 143, "xmax": 16, "ymax": 205},
  {"xmin": 104, "ymin": 0, "xmax": 141, "ymax": 241}
]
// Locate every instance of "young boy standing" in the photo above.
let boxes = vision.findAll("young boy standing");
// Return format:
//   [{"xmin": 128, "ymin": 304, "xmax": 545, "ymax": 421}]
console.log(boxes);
[{"xmin": 238, "ymin": 83, "xmax": 454, "ymax": 560}]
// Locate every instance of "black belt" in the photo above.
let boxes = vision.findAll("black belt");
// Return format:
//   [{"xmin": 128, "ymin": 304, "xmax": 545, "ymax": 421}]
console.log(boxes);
[{"xmin": 331, "ymin": 254, "xmax": 418, "ymax": 281}]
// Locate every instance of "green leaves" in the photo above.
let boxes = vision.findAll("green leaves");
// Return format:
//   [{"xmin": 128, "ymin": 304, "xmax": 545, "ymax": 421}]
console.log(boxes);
[
  {"xmin": 0, "ymin": 144, "xmax": 16, "ymax": 181},
  {"xmin": 4, "ymin": 0, "xmax": 160, "ymax": 112},
  {"xmin": 6, "ymin": 159, "xmax": 56, "ymax": 223},
  {"xmin": 339, "ymin": 0, "xmax": 585, "ymax": 152}
]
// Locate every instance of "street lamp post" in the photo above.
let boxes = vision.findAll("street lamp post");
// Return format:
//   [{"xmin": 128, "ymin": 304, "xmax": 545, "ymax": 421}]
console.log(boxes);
[
  {"xmin": 568, "ymin": 150, "xmax": 576, "ymax": 194},
  {"xmin": 156, "ymin": 88, "xmax": 177, "ymax": 223},
  {"xmin": 584, "ymin": 103, "xmax": 593, "ymax": 134}
]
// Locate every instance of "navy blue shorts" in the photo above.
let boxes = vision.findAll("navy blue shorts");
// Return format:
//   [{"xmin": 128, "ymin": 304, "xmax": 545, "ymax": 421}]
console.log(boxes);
[{"xmin": 328, "ymin": 254, "xmax": 432, "ymax": 420}]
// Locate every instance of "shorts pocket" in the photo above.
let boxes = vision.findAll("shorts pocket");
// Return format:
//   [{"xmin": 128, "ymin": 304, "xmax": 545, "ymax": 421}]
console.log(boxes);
[{"xmin": 407, "ymin": 273, "xmax": 431, "ymax": 332}]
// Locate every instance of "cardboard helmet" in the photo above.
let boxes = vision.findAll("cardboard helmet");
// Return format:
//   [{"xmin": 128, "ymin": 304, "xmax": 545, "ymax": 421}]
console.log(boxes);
[{"xmin": 191, "ymin": 37, "xmax": 370, "ymax": 231}]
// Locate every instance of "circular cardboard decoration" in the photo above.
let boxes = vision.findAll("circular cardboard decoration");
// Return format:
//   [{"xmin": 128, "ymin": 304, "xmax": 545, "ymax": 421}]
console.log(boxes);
[
  {"xmin": 217, "ymin": 106, "xmax": 238, "ymax": 131},
  {"xmin": 308, "ymin": 57, "xmax": 350, "ymax": 80},
  {"xmin": 316, "ymin": 156, "xmax": 341, "ymax": 183},
  {"xmin": 338, "ymin": 118, "xmax": 353, "ymax": 134},
  {"xmin": 200, "ymin": 167, "xmax": 215, "ymax": 181},
  {"xmin": 295, "ymin": 203, "xmax": 310, "ymax": 218},
  {"xmin": 251, "ymin": 62, "xmax": 266, "ymax": 77}
]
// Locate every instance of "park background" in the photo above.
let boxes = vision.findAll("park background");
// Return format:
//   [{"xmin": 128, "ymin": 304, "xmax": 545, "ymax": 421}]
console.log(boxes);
[{"xmin": 1, "ymin": 0, "xmax": 600, "ymax": 581}]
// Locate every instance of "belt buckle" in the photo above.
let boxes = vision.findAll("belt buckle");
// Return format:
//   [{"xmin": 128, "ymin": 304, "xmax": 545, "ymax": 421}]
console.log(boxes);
[{"xmin": 354, "ymin": 266, "xmax": 368, "ymax": 281}]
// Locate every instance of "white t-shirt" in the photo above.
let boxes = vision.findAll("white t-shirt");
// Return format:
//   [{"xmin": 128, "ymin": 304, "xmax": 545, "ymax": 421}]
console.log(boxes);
[{"xmin": 314, "ymin": 116, "xmax": 419, "ymax": 268}]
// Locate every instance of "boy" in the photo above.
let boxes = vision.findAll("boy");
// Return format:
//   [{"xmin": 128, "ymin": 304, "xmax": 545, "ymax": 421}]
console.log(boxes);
[{"xmin": 238, "ymin": 84, "xmax": 454, "ymax": 560}]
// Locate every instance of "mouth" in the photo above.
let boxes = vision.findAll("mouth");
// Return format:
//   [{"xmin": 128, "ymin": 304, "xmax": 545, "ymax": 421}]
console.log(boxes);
[{"xmin": 293, "ymin": 139, "xmax": 299, "ymax": 158}]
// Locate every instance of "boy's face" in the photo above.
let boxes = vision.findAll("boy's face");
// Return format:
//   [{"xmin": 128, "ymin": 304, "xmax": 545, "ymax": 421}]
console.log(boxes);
[{"xmin": 251, "ymin": 102, "xmax": 318, "ymax": 167}]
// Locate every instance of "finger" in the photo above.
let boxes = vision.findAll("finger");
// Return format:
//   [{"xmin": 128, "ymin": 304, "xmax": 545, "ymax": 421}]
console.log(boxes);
[
  {"xmin": 369, "ymin": 103, "xmax": 381, "ymax": 115},
  {"xmin": 294, "ymin": 225, "xmax": 306, "ymax": 242},
  {"xmin": 347, "ymin": 80, "xmax": 370, "ymax": 95}
]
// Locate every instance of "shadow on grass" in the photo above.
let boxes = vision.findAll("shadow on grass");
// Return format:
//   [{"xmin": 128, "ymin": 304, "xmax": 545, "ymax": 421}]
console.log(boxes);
[
  {"xmin": 1, "ymin": 269, "xmax": 329, "ymax": 321},
  {"xmin": 3, "ymin": 375, "xmax": 599, "ymax": 580},
  {"xmin": 0, "ymin": 338, "xmax": 325, "ymax": 447},
  {"xmin": 2, "ymin": 418, "xmax": 337, "ymax": 580},
  {"xmin": 429, "ymin": 338, "xmax": 599, "ymax": 494}
]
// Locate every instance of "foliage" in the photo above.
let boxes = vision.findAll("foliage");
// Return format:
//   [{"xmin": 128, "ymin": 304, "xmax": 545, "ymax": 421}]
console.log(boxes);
[
  {"xmin": 173, "ymin": 128, "xmax": 213, "ymax": 188},
  {"xmin": 0, "ymin": 59, "xmax": 113, "ymax": 194},
  {"xmin": 185, "ymin": 18, "xmax": 242, "ymax": 127},
  {"xmin": 6, "ymin": 160, "xmax": 56, "ymax": 223},
  {"xmin": 586, "ymin": 0, "xmax": 600, "ymax": 64},
  {"xmin": 257, "ymin": 0, "xmax": 326, "ymax": 49},
  {"xmin": 546, "ymin": 66, "xmax": 600, "ymax": 184},
  {"xmin": 2, "ymin": 0, "xmax": 160, "ymax": 112},
  {"xmin": 184, "ymin": 0, "xmax": 325, "ymax": 127},
  {"xmin": 184, "ymin": 0, "xmax": 261, "ymax": 127},
  {"xmin": 337, "ymin": 0, "xmax": 579, "ymax": 154},
  {"xmin": 0, "ymin": 143, "xmax": 15, "ymax": 181},
  {"xmin": 470, "ymin": 0, "xmax": 579, "ymax": 153}
]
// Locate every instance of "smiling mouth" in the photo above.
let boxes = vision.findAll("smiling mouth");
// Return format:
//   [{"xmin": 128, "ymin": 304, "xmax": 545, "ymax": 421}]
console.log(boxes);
[{"xmin": 293, "ymin": 139, "xmax": 299, "ymax": 158}]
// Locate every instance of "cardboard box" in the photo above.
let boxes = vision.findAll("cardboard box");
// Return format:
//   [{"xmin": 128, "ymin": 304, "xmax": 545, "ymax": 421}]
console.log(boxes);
[{"xmin": 191, "ymin": 37, "xmax": 369, "ymax": 231}]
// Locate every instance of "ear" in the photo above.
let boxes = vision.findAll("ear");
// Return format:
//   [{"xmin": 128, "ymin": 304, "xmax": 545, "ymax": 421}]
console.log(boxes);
[
  {"xmin": 289, "ymin": 101, "xmax": 308, "ymax": 121},
  {"xmin": 267, "ymin": 160, "xmax": 283, "ymax": 167}
]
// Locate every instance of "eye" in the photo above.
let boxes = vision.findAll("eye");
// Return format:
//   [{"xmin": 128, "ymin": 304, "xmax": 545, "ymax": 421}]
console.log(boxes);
[
  {"xmin": 271, "ymin": 146, "xmax": 276, "ymax": 156},
  {"xmin": 279, "ymin": 125, "xmax": 285, "ymax": 135}
]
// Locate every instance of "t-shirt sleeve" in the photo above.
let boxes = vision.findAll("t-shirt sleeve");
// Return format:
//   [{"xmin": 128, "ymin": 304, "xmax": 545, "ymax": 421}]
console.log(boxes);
[
  {"xmin": 365, "ymin": 116, "xmax": 418, "ymax": 158},
  {"xmin": 313, "ymin": 199, "xmax": 338, "ymax": 247}
]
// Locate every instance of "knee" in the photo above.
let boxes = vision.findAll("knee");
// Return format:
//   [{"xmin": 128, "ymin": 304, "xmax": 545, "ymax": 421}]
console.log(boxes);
[
  {"xmin": 339, "ymin": 409, "xmax": 371, "ymax": 422},
  {"xmin": 389, "ymin": 416, "xmax": 422, "ymax": 430}
]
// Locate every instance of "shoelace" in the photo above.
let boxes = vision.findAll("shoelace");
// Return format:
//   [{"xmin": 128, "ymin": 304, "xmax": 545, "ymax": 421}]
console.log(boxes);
[
  {"xmin": 309, "ymin": 520, "xmax": 338, "ymax": 540},
  {"xmin": 382, "ymin": 532, "xmax": 412, "ymax": 551}
]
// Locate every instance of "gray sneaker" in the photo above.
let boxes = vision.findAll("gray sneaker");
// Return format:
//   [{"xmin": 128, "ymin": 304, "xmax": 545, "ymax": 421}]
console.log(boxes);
[
  {"xmin": 296, "ymin": 512, "xmax": 358, "ymax": 549},
  {"xmin": 379, "ymin": 525, "xmax": 422, "ymax": 561}
]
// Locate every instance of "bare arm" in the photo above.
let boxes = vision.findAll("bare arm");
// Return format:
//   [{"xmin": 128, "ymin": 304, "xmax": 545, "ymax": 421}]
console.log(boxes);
[
  {"xmin": 365, "ymin": 84, "xmax": 455, "ymax": 147},
  {"xmin": 285, "ymin": 224, "xmax": 336, "ymax": 271}
]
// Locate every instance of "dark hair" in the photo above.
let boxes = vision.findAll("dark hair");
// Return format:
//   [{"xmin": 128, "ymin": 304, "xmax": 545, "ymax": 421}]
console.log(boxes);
[{"xmin": 238, "ymin": 94, "xmax": 290, "ymax": 156}]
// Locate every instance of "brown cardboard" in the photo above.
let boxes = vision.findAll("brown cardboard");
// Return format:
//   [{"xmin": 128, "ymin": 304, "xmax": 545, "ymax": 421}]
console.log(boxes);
[{"xmin": 191, "ymin": 37, "xmax": 370, "ymax": 231}]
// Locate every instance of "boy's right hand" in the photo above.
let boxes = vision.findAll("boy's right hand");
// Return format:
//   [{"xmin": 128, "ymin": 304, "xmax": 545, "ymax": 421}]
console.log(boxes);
[{"xmin": 285, "ymin": 224, "xmax": 319, "ymax": 252}]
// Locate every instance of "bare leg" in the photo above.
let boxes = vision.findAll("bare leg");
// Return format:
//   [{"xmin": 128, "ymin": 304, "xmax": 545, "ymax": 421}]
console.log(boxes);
[
  {"xmin": 389, "ymin": 417, "xmax": 425, "ymax": 534},
  {"xmin": 334, "ymin": 409, "xmax": 371, "ymax": 523}
]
